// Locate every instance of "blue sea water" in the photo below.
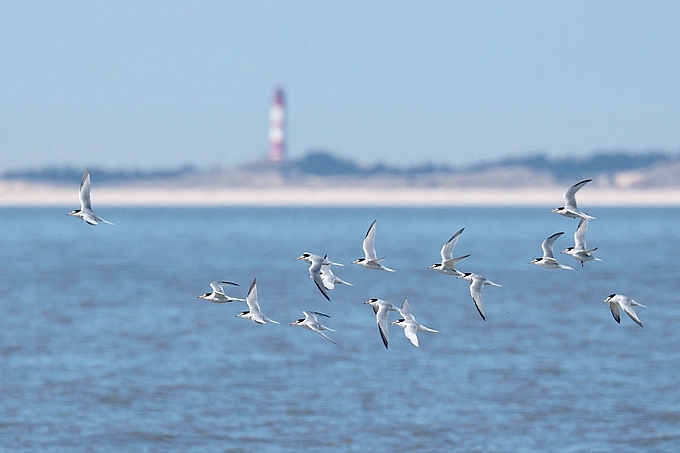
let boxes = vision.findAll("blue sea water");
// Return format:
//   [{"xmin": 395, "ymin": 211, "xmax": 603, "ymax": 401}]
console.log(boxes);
[{"xmin": 1, "ymin": 206, "xmax": 679, "ymax": 452}]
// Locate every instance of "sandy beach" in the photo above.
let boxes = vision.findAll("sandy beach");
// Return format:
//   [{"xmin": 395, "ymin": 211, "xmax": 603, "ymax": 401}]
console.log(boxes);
[{"xmin": 2, "ymin": 180, "xmax": 680, "ymax": 207}]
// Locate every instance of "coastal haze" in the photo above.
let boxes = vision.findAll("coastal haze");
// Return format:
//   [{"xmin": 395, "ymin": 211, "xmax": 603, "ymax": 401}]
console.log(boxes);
[{"xmin": 2, "ymin": 151, "xmax": 680, "ymax": 207}]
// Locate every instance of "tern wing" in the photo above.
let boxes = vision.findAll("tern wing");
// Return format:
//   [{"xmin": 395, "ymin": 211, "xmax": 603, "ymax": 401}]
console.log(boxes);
[
  {"xmin": 81, "ymin": 213, "xmax": 99, "ymax": 225},
  {"xmin": 79, "ymin": 167, "xmax": 93, "ymax": 211},
  {"xmin": 362, "ymin": 219, "xmax": 378, "ymax": 261},
  {"xmin": 321, "ymin": 262, "xmax": 351, "ymax": 286},
  {"xmin": 574, "ymin": 217, "xmax": 588, "ymax": 250},
  {"xmin": 93, "ymin": 215, "xmax": 114, "ymax": 225},
  {"xmin": 404, "ymin": 323, "xmax": 420, "ymax": 347},
  {"xmin": 469, "ymin": 277, "xmax": 486, "ymax": 321},
  {"xmin": 440, "ymin": 228, "xmax": 465, "ymax": 262},
  {"xmin": 311, "ymin": 270, "xmax": 331, "ymax": 302},
  {"xmin": 564, "ymin": 179, "xmax": 592, "ymax": 210},
  {"xmin": 541, "ymin": 232, "xmax": 564, "ymax": 259},
  {"xmin": 209, "ymin": 281, "xmax": 225, "ymax": 295},
  {"xmin": 443, "ymin": 253, "xmax": 470, "ymax": 270},
  {"xmin": 304, "ymin": 311, "xmax": 331, "ymax": 321},
  {"xmin": 319, "ymin": 264, "xmax": 337, "ymax": 290},
  {"xmin": 320, "ymin": 276, "xmax": 335, "ymax": 290},
  {"xmin": 621, "ymin": 306, "xmax": 643, "ymax": 327},
  {"xmin": 620, "ymin": 299, "xmax": 644, "ymax": 327},
  {"xmin": 301, "ymin": 311, "xmax": 319, "ymax": 324},
  {"xmin": 609, "ymin": 301, "xmax": 621, "ymax": 324},
  {"xmin": 210, "ymin": 280, "xmax": 238, "ymax": 295},
  {"xmin": 245, "ymin": 279, "xmax": 262, "ymax": 314},
  {"xmin": 218, "ymin": 280, "xmax": 239, "ymax": 287},
  {"xmin": 398, "ymin": 298, "xmax": 415, "ymax": 322},
  {"xmin": 376, "ymin": 305, "xmax": 390, "ymax": 349},
  {"xmin": 314, "ymin": 329, "xmax": 337, "ymax": 344}
]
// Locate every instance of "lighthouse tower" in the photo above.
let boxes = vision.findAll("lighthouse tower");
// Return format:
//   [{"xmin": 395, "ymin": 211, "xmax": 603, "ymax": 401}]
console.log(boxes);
[{"xmin": 269, "ymin": 86, "xmax": 286, "ymax": 162}]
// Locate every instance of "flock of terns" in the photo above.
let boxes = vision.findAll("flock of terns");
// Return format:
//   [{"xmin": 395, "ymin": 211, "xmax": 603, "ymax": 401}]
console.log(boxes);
[{"xmin": 67, "ymin": 168, "xmax": 649, "ymax": 348}]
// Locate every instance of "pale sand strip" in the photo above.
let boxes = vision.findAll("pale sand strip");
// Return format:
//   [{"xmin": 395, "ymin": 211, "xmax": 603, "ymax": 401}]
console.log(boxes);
[{"xmin": 1, "ymin": 181, "xmax": 680, "ymax": 207}]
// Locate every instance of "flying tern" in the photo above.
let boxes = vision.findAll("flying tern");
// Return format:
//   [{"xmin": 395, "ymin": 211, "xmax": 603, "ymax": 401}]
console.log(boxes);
[
  {"xmin": 198, "ymin": 281, "xmax": 245, "ymax": 303},
  {"xmin": 561, "ymin": 217, "xmax": 602, "ymax": 268},
  {"xmin": 551, "ymin": 179, "xmax": 595, "ymax": 220},
  {"xmin": 390, "ymin": 298, "xmax": 438, "ymax": 347},
  {"xmin": 364, "ymin": 298, "xmax": 400, "ymax": 349},
  {"xmin": 604, "ymin": 294, "xmax": 647, "ymax": 328},
  {"xmin": 291, "ymin": 311, "xmax": 337, "ymax": 344},
  {"xmin": 298, "ymin": 252, "xmax": 351, "ymax": 290},
  {"xmin": 296, "ymin": 252, "xmax": 343, "ymax": 267},
  {"xmin": 236, "ymin": 278, "xmax": 279, "ymax": 324},
  {"xmin": 530, "ymin": 232, "xmax": 576, "ymax": 270},
  {"xmin": 320, "ymin": 262, "xmax": 353, "ymax": 290},
  {"xmin": 67, "ymin": 167, "xmax": 114, "ymax": 226},
  {"xmin": 428, "ymin": 227, "xmax": 470, "ymax": 276},
  {"xmin": 352, "ymin": 220, "xmax": 395, "ymax": 272},
  {"xmin": 458, "ymin": 272, "xmax": 502, "ymax": 321},
  {"xmin": 296, "ymin": 252, "xmax": 336, "ymax": 301}
]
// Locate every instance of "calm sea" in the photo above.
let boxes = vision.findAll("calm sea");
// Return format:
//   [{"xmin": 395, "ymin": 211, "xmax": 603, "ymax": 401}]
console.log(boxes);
[{"xmin": 1, "ymin": 206, "xmax": 679, "ymax": 452}]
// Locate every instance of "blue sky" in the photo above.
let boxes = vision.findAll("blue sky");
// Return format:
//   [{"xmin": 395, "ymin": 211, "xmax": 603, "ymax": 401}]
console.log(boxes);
[{"xmin": 1, "ymin": 1, "xmax": 679, "ymax": 171}]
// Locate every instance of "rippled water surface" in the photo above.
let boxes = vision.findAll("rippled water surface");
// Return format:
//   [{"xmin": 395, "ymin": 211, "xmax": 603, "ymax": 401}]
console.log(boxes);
[{"xmin": 1, "ymin": 207, "xmax": 679, "ymax": 452}]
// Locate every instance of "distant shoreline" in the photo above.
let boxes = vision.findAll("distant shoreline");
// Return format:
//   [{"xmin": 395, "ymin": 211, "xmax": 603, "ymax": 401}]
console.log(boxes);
[{"xmin": 2, "ymin": 181, "xmax": 680, "ymax": 207}]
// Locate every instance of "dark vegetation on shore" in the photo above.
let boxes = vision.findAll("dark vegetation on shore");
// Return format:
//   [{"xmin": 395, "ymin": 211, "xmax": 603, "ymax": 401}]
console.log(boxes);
[{"xmin": 4, "ymin": 150, "xmax": 678, "ymax": 185}]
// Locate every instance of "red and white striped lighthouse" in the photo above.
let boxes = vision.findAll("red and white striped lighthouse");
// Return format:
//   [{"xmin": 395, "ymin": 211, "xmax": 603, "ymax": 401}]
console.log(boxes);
[{"xmin": 268, "ymin": 85, "xmax": 286, "ymax": 162}]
